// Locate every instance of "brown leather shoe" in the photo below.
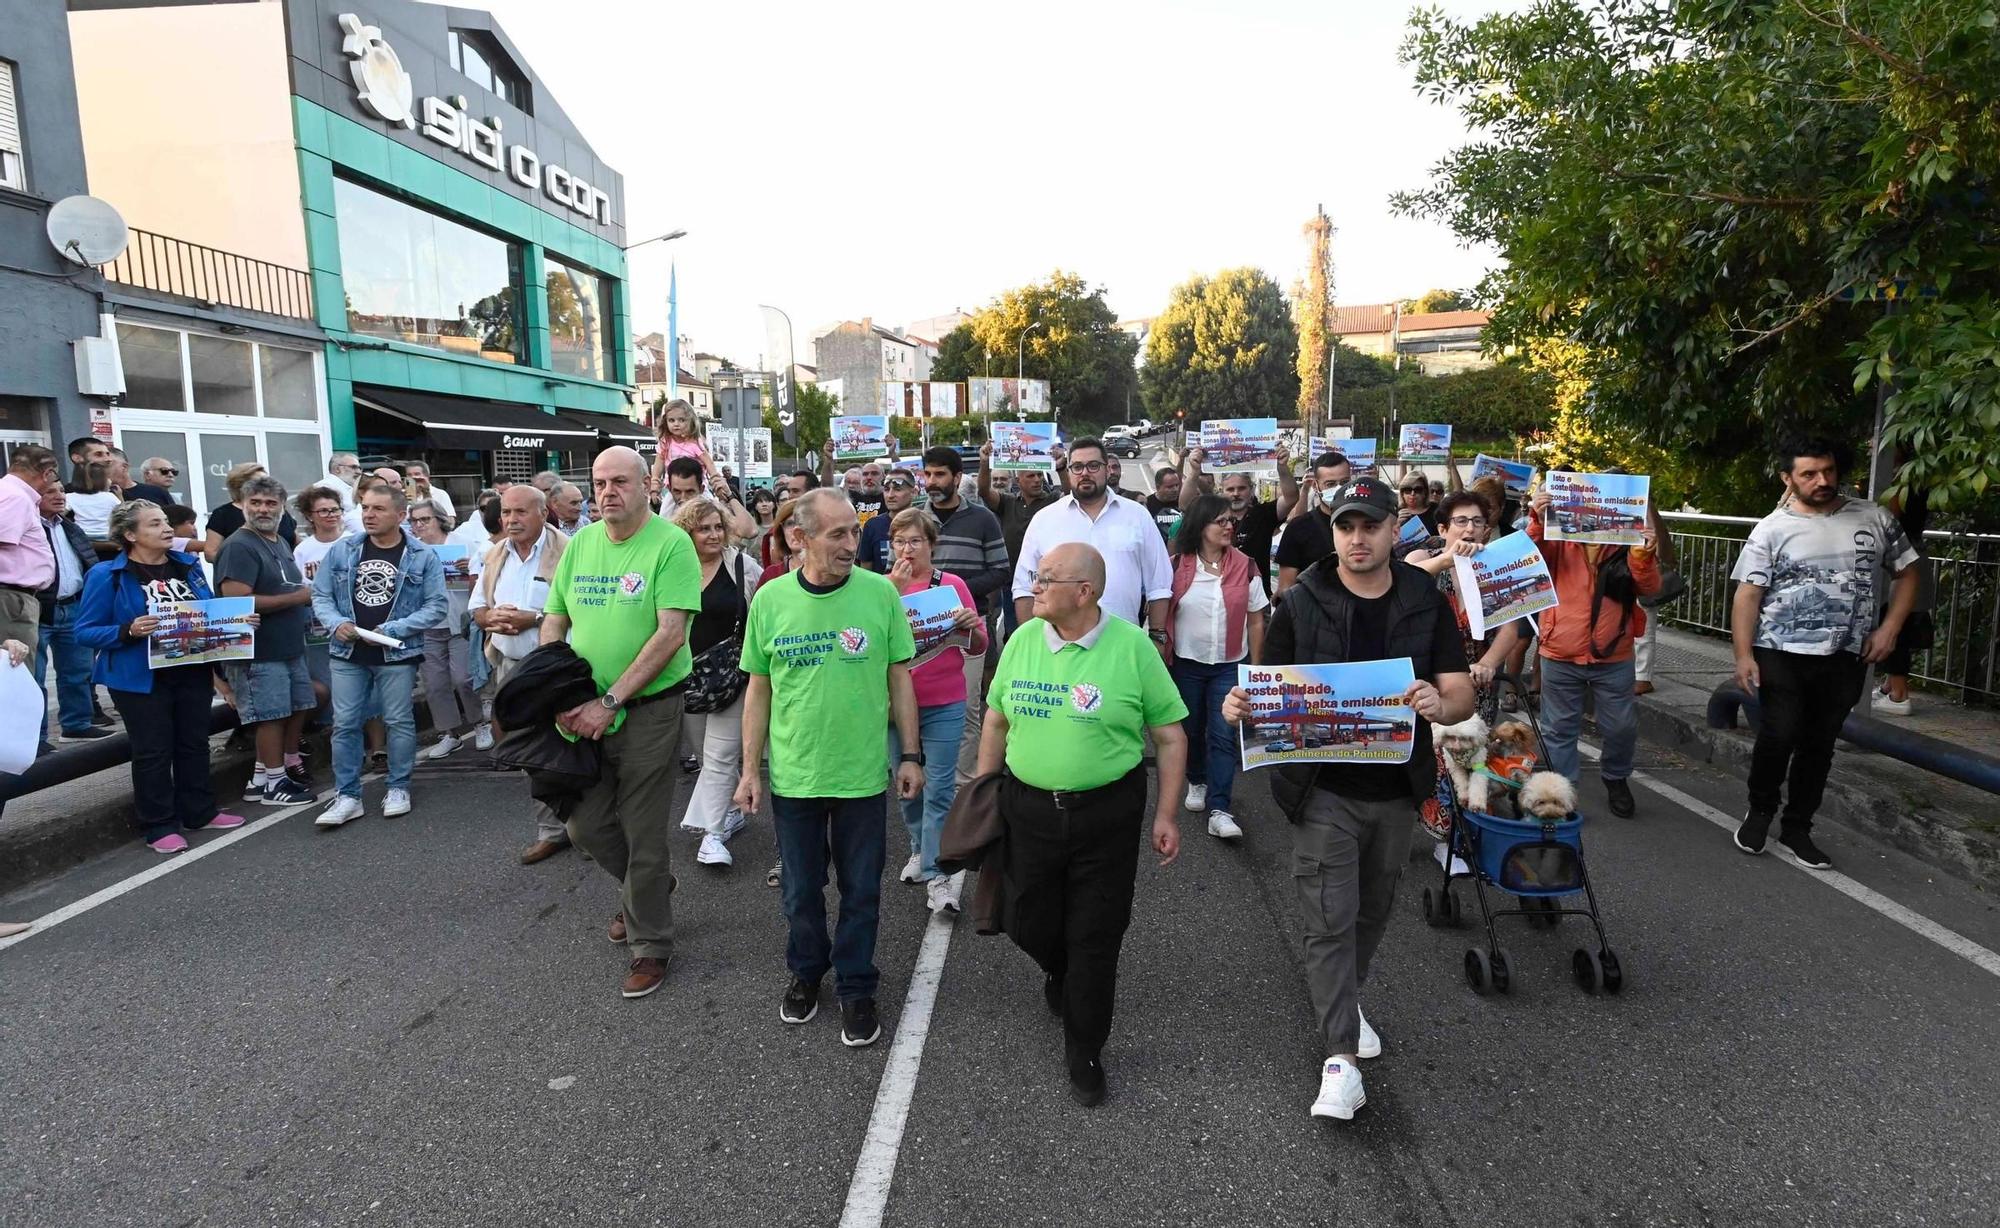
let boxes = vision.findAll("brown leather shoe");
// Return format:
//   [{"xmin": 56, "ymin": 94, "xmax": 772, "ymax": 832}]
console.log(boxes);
[
  {"xmin": 621, "ymin": 956, "xmax": 668, "ymax": 999},
  {"xmin": 519, "ymin": 839, "xmax": 569, "ymax": 866},
  {"xmin": 1633, "ymin": 681, "xmax": 1655, "ymax": 696},
  {"xmin": 607, "ymin": 911, "xmax": 627, "ymax": 944}
]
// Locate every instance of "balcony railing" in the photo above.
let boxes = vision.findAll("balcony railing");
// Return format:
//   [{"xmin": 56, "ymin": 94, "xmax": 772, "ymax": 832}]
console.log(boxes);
[{"xmin": 101, "ymin": 228, "xmax": 314, "ymax": 321}]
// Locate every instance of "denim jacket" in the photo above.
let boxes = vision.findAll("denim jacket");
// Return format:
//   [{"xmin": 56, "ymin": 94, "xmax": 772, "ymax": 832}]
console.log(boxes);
[
  {"xmin": 74, "ymin": 550, "xmax": 214, "ymax": 694},
  {"xmin": 309, "ymin": 528, "xmax": 448, "ymax": 663}
]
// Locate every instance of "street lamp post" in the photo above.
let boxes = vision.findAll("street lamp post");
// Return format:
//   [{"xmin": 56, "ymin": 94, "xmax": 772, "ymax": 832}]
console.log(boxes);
[{"xmin": 621, "ymin": 229, "xmax": 688, "ymax": 252}]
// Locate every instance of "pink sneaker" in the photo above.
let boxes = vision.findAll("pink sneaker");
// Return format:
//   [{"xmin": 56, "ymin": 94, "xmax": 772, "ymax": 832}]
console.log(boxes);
[
  {"xmin": 200, "ymin": 813, "xmax": 248, "ymax": 831},
  {"xmin": 148, "ymin": 833, "xmax": 190, "ymax": 854}
]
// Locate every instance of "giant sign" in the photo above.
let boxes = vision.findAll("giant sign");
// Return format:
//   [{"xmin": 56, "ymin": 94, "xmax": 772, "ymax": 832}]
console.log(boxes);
[{"xmin": 337, "ymin": 13, "xmax": 613, "ymax": 226}]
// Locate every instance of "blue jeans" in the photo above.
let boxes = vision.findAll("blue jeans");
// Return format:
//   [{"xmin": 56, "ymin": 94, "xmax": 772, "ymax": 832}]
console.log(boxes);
[
  {"xmin": 36, "ymin": 599, "xmax": 94, "ymax": 740},
  {"xmin": 771, "ymin": 792, "xmax": 886, "ymax": 1002},
  {"xmin": 1172, "ymin": 657, "xmax": 1242, "ymax": 814},
  {"xmin": 1537, "ymin": 656, "xmax": 1637, "ymax": 784},
  {"xmin": 889, "ymin": 702, "xmax": 966, "ymax": 880},
  {"xmin": 331, "ymin": 658, "xmax": 417, "ymax": 799}
]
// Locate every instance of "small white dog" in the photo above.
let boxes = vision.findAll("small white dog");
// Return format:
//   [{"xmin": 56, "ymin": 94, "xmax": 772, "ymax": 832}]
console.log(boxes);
[
  {"xmin": 1433, "ymin": 714, "xmax": 1491, "ymax": 813},
  {"xmin": 1519, "ymin": 771, "xmax": 1578, "ymax": 821}
]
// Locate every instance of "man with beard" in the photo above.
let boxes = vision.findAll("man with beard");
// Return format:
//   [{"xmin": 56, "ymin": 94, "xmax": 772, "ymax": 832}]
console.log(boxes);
[
  {"xmin": 1271, "ymin": 452, "xmax": 1355, "ymax": 597},
  {"xmin": 1143, "ymin": 466, "xmax": 1182, "ymax": 540},
  {"xmin": 856, "ymin": 469, "xmax": 920, "ymax": 572},
  {"xmin": 1011, "ymin": 439, "xmax": 1172, "ymax": 639},
  {"xmin": 216, "ymin": 474, "xmax": 318, "ymax": 805},
  {"xmin": 1176, "ymin": 445, "xmax": 1307, "ymax": 591},
  {"xmin": 1728, "ymin": 437, "xmax": 1918, "ymax": 871}
]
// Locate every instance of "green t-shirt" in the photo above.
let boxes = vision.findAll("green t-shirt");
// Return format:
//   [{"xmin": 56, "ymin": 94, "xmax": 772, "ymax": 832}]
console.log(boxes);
[
  {"xmin": 740, "ymin": 568, "xmax": 917, "ymax": 798},
  {"xmin": 986, "ymin": 614, "xmax": 1188, "ymax": 791},
  {"xmin": 545, "ymin": 516, "xmax": 703, "ymax": 706}
]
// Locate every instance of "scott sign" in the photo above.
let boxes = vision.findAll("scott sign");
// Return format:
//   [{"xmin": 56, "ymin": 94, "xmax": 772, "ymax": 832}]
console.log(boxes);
[{"xmin": 337, "ymin": 13, "xmax": 613, "ymax": 227}]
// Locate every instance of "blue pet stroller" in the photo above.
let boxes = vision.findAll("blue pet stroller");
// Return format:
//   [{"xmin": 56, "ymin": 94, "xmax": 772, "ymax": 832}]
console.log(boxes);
[{"xmin": 1419, "ymin": 677, "xmax": 1624, "ymax": 996}]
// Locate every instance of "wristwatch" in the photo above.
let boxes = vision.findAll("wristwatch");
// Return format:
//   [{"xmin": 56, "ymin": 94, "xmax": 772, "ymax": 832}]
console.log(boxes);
[
  {"xmin": 899, "ymin": 752, "xmax": 924, "ymax": 766},
  {"xmin": 1148, "ymin": 630, "xmax": 1169, "ymax": 645},
  {"xmin": 599, "ymin": 691, "xmax": 623, "ymax": 712}
]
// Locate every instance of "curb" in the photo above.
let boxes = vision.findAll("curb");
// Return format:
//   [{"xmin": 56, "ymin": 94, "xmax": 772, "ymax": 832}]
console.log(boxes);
[{"xmin": 1632, "ymin": 693, "xmax": 2000, "ymax": 894}]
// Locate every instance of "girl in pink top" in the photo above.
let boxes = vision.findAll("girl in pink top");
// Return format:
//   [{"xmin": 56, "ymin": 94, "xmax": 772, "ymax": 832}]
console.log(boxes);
[
  {"xmin": 884, "ymin": 507, "xmax": 987, "ymax": 912},
  {"xmin": 649, "ymin": 397, "xmax": 714, "ymax": 496}
]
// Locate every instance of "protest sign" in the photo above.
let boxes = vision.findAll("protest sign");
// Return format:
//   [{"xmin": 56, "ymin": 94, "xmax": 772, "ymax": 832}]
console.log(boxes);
[
  {"xmin": 989, "ymin": 421, "xmax": 1059, "ymax": 473},
  {"xmin": 831, "ymin": 415, "xmax": 892, "ymax": 462},
  {"xmin": 149, "ymin": 596, "xmax": 254, "ymax": 669},
  {"xmin": 708, "ymin": 425, "xmax": 775, "ymax": 479},
  {"xmin": 1453, "ymin": 529, "xmax": 1560, "ymax": 639},
  {"xmin": 1544, "ymin": 471, "xmax": 1652, "ymax": 546},
  {"xmin": 1339, "ymin": 438, "xmax": 1378, "ymax": 478},
  {"xmin": 431, "ymin": 543, "xmax": 473, "ymax": 590},
  {"xmin": 1199, "ymin": 418, "xmax": 1281, "ymax": 473},
  {"xmin": 1237, "ymin": 659, "xmax": 1418, "ymax": 770},
  {"xmin": 1397, "ymin": 423, "xmax": 1452, "ymax": 461},
  {"xmin": 902, "ymin": 584, "xmax": 967, "ymax": 653},
  {"xmin": 1471, "ymin": 453, "xmax": 1536, "ymax": 496},
  {"xmin": 1397, "ymin": 513, "xmax": 1430, "ymax": 546}
]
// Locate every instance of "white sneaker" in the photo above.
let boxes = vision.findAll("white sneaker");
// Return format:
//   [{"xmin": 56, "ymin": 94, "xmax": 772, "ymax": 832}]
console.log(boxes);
[
  {"xmin": 382, "ymin": 788, "xmax": 412, "ymax": 818},
  {"xmin": 1357, "ymin": 1009, "xmax": 1381, "ymax": 1060},
  {"xmin": 1871, "ymin": 691, "xmax": 1912, "ymax": 717},
  {"xmin": 315, "ymin": 795, "xmax": 364, "ymax": 828},
  {"xmin": 1310, "ymin": 1057, "xmax": 1367, "ymax": 1120},
  {"xmin": 719, "ymin": 807, "xmax": 748, "ymax": 841},
  {"xmin": 697, "ymin": 831, "xmax": 733, "ymax": 866},
  {"xmin": 926, "ymin": 876, "xmax": 953, "ymax": 914},
  {"xmin": 1184, "ymin": 782, "xmax": 1208, "ymax": 812},
  {"xmin": 473, "ymin": 723, "xmax": 495, "ymax": 751},
  {"xmin": 1207, "ymin": 810, "xmax": 1243, "ymax": 840},
  {"xmin": 422, "ymin": 733, "xmax": 462, "ymax": 760},
  {"xmin": 1433, "ymin": 842, "xmax": 1471, "ymax": 877},
  {"xmin": 900, "ymin": 854, "xmax": 924, "ymax": 884},
  {"xmin": 943, "ymin": 870, "xmax": 964, "ymax": 912}
]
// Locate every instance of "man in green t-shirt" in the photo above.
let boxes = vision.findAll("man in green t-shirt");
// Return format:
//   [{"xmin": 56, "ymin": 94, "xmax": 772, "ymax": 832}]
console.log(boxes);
[
  {"xmin": 977, "ymin": 541, "xmax": 1188, "ymax": 1107},
  {"xmin": 737, "ymin": 488, "xmax": 922, "ymax": 1049},
  {"xmin": 540, "ymin": 447, "xmax": 703, "ymax": 1002}
]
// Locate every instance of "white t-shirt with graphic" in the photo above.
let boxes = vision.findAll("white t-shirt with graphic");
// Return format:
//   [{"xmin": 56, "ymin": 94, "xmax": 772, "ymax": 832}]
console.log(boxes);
[{"xmin": 1731, "ymin": 498, "xmax": 1917, "ymax": 656}]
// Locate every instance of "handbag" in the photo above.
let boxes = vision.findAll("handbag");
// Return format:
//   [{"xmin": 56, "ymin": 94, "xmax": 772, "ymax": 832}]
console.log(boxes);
[
  {"xmin": 683, "ymin": 554, "xmax": 749, "ymax": 714},
  {"xmin": 1639, "ymin": 567, "xmax": 1688, "ymax": 609}
]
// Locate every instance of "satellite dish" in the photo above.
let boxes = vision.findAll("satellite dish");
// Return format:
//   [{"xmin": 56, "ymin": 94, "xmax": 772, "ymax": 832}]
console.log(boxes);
[{"xmin": 46, "ymin": 196, "xmax": 130, "ymax": 267}]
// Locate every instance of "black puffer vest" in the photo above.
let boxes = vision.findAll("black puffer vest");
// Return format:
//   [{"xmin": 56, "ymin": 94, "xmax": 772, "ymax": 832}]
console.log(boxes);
[{"xmin": 1266, "ymin": 557, "xmax": 1449, "ymax": 819}]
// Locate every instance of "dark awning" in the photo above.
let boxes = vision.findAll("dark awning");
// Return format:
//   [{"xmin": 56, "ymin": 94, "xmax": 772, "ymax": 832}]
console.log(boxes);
[
  {"xmin": 354, "ymin": 386, "xmax": 597, "ymax": 452},
  {"xmin": 556, "ymin": 410, "xmax": 654, "ymax": 450}
]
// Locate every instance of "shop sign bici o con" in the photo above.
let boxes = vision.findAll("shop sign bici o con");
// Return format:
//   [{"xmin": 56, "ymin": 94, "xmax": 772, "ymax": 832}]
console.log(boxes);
[{"xmin": 337, "ymin": 13, "xmax": 614, "ymax": 227}]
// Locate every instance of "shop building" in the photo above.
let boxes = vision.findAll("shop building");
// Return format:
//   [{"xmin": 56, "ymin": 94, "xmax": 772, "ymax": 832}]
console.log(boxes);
[{"xmin": 67, "ymin": 0, "xmax": 646, "ymax": 514}]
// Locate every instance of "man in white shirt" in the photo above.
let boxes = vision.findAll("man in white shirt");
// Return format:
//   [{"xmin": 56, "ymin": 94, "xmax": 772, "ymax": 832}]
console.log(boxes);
[
  {"xmin": 313, "ymin": 453, "xmax": 361, "ymax": 516},
  {"xmin": 467, "ymin": 484, "xmax": 571, "ymax": 865},
  {"xmin": 404, "ymin": 460, "xmax": 455, "ymax": 525},
  {"xmin": 1011, "ymin": 438, "xmax": 1173, "ymax": 646},
  {"xmin": 548, "ymin": 481, "xmax": 590, "ymax": 534}
]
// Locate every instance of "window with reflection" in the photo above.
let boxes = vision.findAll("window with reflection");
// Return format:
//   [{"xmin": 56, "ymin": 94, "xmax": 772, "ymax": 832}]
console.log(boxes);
[
  {"xmin": 333, "ymin": 177, "xmax": 523, "ymax": 365},
  {"xmin": 544, "ymin": 257, "xmax": 615, "ymax": 381},
  {"xmin": 118, "ymin": 324, "xmax": 186, "ymax": 411}
]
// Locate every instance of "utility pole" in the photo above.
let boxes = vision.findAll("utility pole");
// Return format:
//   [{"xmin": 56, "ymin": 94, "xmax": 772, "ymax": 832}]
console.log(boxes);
[{"xmin": 1297, "ymin": 204, "xmax": 1335, "ymax": 438}]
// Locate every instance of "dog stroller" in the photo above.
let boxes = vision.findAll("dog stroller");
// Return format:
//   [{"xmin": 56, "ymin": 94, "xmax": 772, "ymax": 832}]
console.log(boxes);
[{"xmin": 1419, "ymin": 677, "xmax": 1624, "ymax": 995}]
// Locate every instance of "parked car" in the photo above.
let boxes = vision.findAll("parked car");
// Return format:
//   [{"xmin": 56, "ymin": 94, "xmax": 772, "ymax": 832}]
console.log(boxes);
[{"xmin": 1106, "ymin": 434, "xmax": 1140, "ymax": 458}]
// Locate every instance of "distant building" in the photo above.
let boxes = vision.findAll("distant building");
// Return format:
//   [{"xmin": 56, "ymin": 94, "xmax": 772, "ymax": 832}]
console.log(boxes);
[
  {"xmin": 1115, "ymin": 317, "xmax": 1155, "ymax": 365},
  {"xmin": 812, "ymin": 318, "xmax": 921, "ymax": 422},
  {"xmin": 1333, "ymin": 304, "xmax": 1492, "ymax": 375},
  {"xmin": 634, "ymin": 333, "xmax": 714, "ymax": 420},
  {"xmin": 904, "ymin": 310, "xmax": 972, "ymax": 343}
]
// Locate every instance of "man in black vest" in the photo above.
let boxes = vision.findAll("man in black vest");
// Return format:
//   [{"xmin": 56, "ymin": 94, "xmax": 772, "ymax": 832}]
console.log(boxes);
[{"xmin": 1224, "ymin": 476, "xmax": 1472, "ymax": 1124}]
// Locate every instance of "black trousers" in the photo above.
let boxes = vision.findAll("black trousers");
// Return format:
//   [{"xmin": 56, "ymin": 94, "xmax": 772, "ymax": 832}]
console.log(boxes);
[
  {"xmin": 111, "ymin": 665, "xmax": 219, "ymax": 842},
  {"xmin": 1000, "ymin": 766, "xmax": 1146, "ymax": 1062},
  {"xmin": 1748, "ymin": 647, "xmax": 1866, "ymax": 833}
]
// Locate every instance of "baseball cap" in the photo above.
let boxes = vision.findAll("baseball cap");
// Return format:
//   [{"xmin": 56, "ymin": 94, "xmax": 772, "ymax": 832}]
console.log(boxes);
[{"xmin": 1326, "ymin": 478, "xmax": 1398, "ymax": 523}]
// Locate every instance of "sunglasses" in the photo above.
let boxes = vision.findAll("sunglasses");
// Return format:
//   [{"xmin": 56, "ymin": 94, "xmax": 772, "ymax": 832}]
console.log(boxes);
[{"xmin": 154, "ymin": 467, "xmax": 180, "ymax": 477}]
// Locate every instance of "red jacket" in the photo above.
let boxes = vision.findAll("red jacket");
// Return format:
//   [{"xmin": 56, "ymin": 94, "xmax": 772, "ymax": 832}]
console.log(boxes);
[{"xmin": 1525, "ymin": 510, "xmax": 1661, "ymax": 664}]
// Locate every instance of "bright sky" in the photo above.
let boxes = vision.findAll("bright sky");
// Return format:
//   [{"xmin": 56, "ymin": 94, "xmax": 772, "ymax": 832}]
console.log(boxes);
[{"xmin": 474, "ymin": 0, "xmax": 1524, "ymax": 367}]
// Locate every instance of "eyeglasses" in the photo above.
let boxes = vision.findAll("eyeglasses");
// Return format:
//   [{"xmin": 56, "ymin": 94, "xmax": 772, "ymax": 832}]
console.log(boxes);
[
  {"xmin": 1211, "ymin": 516, "xmax": 1240, "ymax": 528},
  {"xmin": 1029, "ymin": 572, "xmax": 1088, "ymax": 588},
  {"xmin": 884, "ymin": 479, "xmax": 915, "ymax": 490},
  {"xmin": 1067, "ymin": 461, "xmax": 1106, "ymax": 474},
  {"xmin": 155, "ymin": 467, "xmax": 180, "ymax": 477},
  {"xmin": 311, "ymin": 506, "xmax": 343, "ymax": 516},
  {"xmin": 1447, "ymin": 516, "xmax": 1488, "ymax": 528},
  {"xmin": 891, "ymin": 536, "xmax": 929, "ymax": 550}
]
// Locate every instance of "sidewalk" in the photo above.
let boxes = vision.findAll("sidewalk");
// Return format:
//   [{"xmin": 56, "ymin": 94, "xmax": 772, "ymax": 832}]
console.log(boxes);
[{"xmin": 1633, "ymin": 626, "xmax": 2000, "ymax": 890}]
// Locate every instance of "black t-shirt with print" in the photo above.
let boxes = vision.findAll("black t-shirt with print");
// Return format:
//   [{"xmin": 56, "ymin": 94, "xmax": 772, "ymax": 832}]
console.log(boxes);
[
  {"xmin": 1235, "ymin": 500, "xmax": 1283, "ymax": 585},
  {"xmin": 125, "ymin": 558, "xmax": 201, "ymax": 669},
  {"xmin": 347, "ymin": 538, "xmax": 406, "ymax": 667},
  {"xmin": 1144, "ymin": 494, "xmax": 1180, "ymax": 540},
  {"xmin": 1313, "ymin": 588, "xmax": 1468, "ymax": 801}
]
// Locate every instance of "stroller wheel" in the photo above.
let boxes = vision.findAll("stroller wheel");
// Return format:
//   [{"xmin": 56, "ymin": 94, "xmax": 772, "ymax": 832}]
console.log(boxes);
[
  {"xmin": 1464, "ymin": 948, "xmax": 1492, "ymax": 995},
  {"xmin": 1572, "ymin": 946, "xmax": 1603, "ymax": 994},
  {"xmin": 1600, "ymin": 948, "xmax": 1625, "ymax": 994},
  {"xmin": 1442, "ymin": 889, "xmax": 1463, "ymax": 926},
  {"xmin": 1491, "ymin": 948, "xmax": 1514, "ymax": 995}
]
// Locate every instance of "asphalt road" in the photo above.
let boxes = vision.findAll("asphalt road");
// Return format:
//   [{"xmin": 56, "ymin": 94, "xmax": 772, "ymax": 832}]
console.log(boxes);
[{"xmin": 4, "ymin": 723, "xmax": 1999, "ymax": 1227}]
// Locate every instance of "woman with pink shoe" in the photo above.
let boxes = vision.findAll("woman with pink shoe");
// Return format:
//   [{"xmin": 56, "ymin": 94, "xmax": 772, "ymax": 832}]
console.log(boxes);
[{"xmin": 76, "ymin": 500, "xmax": 253, "ymax": 853}]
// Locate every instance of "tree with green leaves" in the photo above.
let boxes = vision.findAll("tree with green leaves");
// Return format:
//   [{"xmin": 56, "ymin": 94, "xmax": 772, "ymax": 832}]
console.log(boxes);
[
  {"xmin": 927, "ymin": 272, "xmax": 1138, "ymax": 423},
  {"xmin": 764, "ymin": 381, "xmax": 840, "ymax": 460},
  {"xmin": 1401, "ymin": 289, "xmax": 1471, "ymax": 315},
  {"xmin": 1396, "ymin": 0, "xmax": 2000, "ymax": 512},
  {"xmin": 1141, "ymin": 268, "xmax": 1301, "ymax": 423}
]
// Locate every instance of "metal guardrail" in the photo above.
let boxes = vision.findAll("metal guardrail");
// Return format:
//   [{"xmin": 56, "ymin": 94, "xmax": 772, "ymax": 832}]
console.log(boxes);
[
  {"xmin": 1661, "ymin": 511, "xmax": 2000, "ymax": 704},
  {"xmin": 101, "ymin": 228, "xmax": 314, "ymax": 321}
]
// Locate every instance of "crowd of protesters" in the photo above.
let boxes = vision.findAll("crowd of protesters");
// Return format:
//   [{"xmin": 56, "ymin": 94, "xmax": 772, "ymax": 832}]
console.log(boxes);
[{"xmin": 0, "ymin": 404, "xmax": 1933, "ymax": 1118}]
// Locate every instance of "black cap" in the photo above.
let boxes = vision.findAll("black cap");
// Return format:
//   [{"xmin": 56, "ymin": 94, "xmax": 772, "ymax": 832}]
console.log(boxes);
[{"xmin": 1326, "ymin": 477, "xmax": 1398, "ymax": 522}]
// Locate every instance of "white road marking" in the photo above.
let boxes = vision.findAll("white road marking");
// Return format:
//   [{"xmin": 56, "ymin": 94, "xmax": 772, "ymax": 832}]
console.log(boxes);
[
  {"xmin": 839, "ymin": 910, "xmax": 957, "ymax": 1228},
  {"xmin": 0, "ymin": 791, "xmax": 329, "ymax": 953},
  {"xmin": 1579, "ymin": 741, "xmax": 2000, "ymax": 978}
]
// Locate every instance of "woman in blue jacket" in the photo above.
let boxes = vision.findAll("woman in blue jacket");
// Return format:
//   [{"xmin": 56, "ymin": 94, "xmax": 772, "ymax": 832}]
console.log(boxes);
[{"xmin": 77, "ymin": 500, "xmax": 253, "ymax": 853}]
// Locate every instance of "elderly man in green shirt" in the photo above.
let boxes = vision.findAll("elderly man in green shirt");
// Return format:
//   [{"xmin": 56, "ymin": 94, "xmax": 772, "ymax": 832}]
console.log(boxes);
[
  {"xmin": 737, "ymin": 488, "xmax": 924, "ymax": 1049},
  {"xmin": 978, "ymin": 541, "xmax": 1189, "ymax": 1107},
  {"xmin": 540, "ymin": 446, "xmax": 703, "ymax": 1002}
]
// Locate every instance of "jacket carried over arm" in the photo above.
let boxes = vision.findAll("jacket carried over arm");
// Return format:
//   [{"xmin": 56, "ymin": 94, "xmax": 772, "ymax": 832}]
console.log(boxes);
[{"xmin": 1525, "ymin": 507, "xmax": 1662, "ymax": 664}]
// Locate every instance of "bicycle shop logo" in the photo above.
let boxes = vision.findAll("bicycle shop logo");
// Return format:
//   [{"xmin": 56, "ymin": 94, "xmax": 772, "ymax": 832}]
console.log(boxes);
[
  {"xmin": 336, "ymin": 13, "xmax": 615, "ymax": 226},
  {"xmin": 500, "ymin": 434, "xmax": 545, "ymax": 449}
]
